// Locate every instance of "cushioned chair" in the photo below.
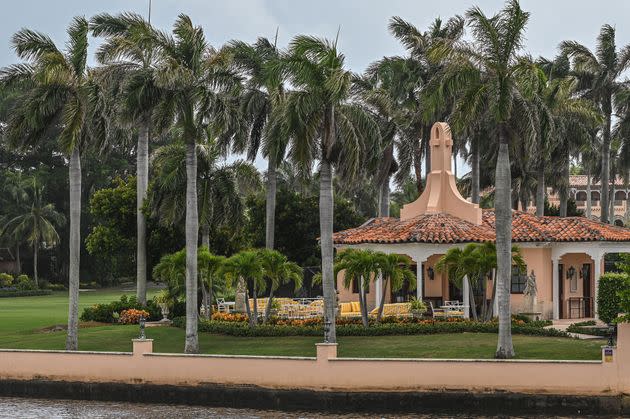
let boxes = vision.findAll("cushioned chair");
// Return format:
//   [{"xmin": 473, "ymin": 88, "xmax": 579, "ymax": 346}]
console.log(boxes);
[
  {"xmin": 369, "ymin": 302, "xmax": 412, "ymax": 317},
  {"xmin": 339, "ymin": 302, "xmax": 361, "ymax": 317}
]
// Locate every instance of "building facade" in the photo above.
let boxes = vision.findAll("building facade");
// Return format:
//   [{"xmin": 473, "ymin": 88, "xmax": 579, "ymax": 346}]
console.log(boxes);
[{"xmin": 333, "ymin": 123, "xmax": 630, "ymax": 320}]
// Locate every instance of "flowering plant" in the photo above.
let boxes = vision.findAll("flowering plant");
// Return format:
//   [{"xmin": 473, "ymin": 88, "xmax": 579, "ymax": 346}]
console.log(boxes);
[{"xmin": 119, "ymin": 309, "xmax": 150, "ymax": 324}]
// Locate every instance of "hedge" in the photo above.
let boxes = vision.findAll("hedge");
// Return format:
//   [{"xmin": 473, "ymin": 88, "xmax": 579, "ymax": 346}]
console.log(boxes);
[
  {"xmin": 566, "ymin": 320, "xmax": 610, "ymax": 337},
  {"xmin": 0, "ymin": 289, "xmax": 52, "ymax": 298},
  {"xmin": 172, "ymin": 317, "xmax": 568, "ymax": 338},
  {"xmin": 597, "ymin": 273, "xmax": 630, "ymax": 324},
  {"xmin": 80, "ymin": 295, "xmax": 161, "ymax": 323}
]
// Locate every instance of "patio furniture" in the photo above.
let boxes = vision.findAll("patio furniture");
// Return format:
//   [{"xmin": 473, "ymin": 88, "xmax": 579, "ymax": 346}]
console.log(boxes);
[
  {"xmin": 440, "ymin": 302, "xmax": 467, "ymax": 318},
  {"xmin": 217, "ymin": 298, "xmax": 228, "ymax": 313},
  {"xmin": 369, "ymin": 302, "xmax": 412, "ymax": 317},
  {"xmin": 430, "ymin": 302, "xmax": 446, "ymax": 318},
  {"xmin": 339, "ymin": 301, "xmax": 361, "ymax": 317}
]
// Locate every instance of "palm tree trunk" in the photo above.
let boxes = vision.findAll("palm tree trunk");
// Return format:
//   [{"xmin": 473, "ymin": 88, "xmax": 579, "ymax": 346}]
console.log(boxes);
[
  {"xmin": 610, "ymin": 182, "xmax": 615, "ymax": 223},
  {"xmin": 468, "ymin": 279, "xmax": 478, "ymax": 321},
  {"xmin": 559, "ymin": 152, "xmax": 569, "ymax": 217},
  {"xmin": 320, "ymin": 158, "xmax": 336, "ymax": 342},
  {"xmin": 136, "ymin": 115, "xmax": 150, "ymax": 305},
  {"xmin": 414, "ymin": 130, "xmax": 424, "ymax": 194},
  {"xmin": 244, "ymin": 285, "xmax": 254, "ymax": 328},
  {"xmin": 376, "ymin": 278, "xmax": 388, "ymax": 322},
  {"xmin": 359, "ymin": 280, "xmax": 369, "ymax": 328},
  {"xmin": 601, "ymin": 109, "xmax": 612, "ymax": 223},
  {"xmin": 471, "ymin": 136, "xmax": 480, "ymax": 204},
  {"xmin": 424, "ymin": 125, "xmax": 431, "ymax": 181},
  {"xmin": 200, "ymin": 282, "xmax": 209, "ymax": 320},
  {"xmin": 184, "ymin": 142, "xmax": 199, "ymax": 354},
  {"xmin": 495, "ymin": 125, "xmax": 514, "ymax": 359},
  {"xmin": 480, "ymin": 273, "xmax": 487, "ymax": 320},
  {"xmin": 487, "ymin": 274, "xmax": 497, "ymax": 321},
  {"xmin": 15, "ymin": 244, "xmax": 21, "ymax": 275},
  {"xmin": 586, "ymin": 171, "xmax": 592, "ymax": 219},
  {"xmin": 265, "ymin": 156, "xmax": 277, "ymax": 249},
  {"xmin": 378, "ymin": 178, "xmax": 390, "ymax": 217},
  {"xmin": 252, "ymin": 282, "xmax": 259, "ymax": 326},
  {"xmin": 536, "ymin": 165, "xmax": 545, "ymax": 217},
  {"xmin": 33, "ymin": 241, "xmax": 38, "ymax": 287},
  {"xmin": 66, "ymin": 147, "xmax": 81, "ymax": 351},
  {"xmin": 264, "ymin": 288, "xmax": 275, "ymax": 323},
  {"xmin": 201, "ymin": 224, "xmax": 210, "ymax": 249}
]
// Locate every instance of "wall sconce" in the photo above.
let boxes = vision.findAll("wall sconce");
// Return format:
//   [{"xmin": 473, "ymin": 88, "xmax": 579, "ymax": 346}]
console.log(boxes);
[
  {"xmin": 566, "ymin": 266, "xmax": 576, "ymax": 280},
  {"xmin": 427, "ymin": 267, "xmax": 435, "ymax": 280}
]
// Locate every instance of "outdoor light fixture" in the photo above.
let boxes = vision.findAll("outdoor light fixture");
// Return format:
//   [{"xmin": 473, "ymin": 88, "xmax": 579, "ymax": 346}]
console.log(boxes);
[
  {"xmin": 139, "ymin": 316, "xmax": 146, "ymax": 340},
  {"xmin": 566, "ymin": 266, "xmax": 576, "ymax": 280},
  {"xmin": 427, "ymin": 267, "xmax": 435, "ymax": 281}
]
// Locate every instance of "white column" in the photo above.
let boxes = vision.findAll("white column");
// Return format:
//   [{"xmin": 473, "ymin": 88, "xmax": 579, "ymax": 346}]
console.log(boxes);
[
  {"xmin": 416, "ymin": 262, "xmax": 424, "ymax": 300},
  {"xmin": 463, "ymin": 275, "xmax": 470, "ymax": 319},
  {"xmin": 552, "ymin": 258, "xmax": 559, "ymax": 320},
  {"xmin": 375, "ymin": 271, "xmax": 383, "ymax": 308},
  {"xmin": 593, "ymin": 254, "xmax": 602, "ymax": 320}
]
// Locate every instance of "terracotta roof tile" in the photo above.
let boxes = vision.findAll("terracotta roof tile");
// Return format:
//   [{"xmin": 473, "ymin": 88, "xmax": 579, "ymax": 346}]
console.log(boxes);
[{"xmin": 333, "ymin": 210, "xmax": 630, "ymax": 245}]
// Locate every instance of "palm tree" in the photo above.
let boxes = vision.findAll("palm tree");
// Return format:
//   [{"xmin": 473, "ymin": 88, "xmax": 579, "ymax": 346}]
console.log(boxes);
[
  {"xmin": 388, "ymin": 16, "xmax": 465, "ymax": 193},
  {"xmin": 90, "ymin": 12, "xmax": 162, "ymax": 305},
  {"xmin": 374, "ymin": 253, "xmax": 416, "ymax": 322},
  {"xmin": 334, "ymin": 249, "xmax": 380, "ymax": 328},
  {"xmin": 277, "ymin": 35, "xmax": 380, "ymax": 342},
  {"xmin": 149, "ymin": 14, "xmax": 241, "ymax": 353},
  {"xmin": 0, "ymin": 171, "xmax": 29, "ymax": 273},
  {"xmin": 561, "ymin": 25, "xmax": 630, "ymax": 223},
  {"xmin": 432, "ymin": 0, "xmax": 535, "ymax": 358},
  {"xmin": 221, "ymin": 37, "xmax": 288, "ymax": 249},
  {"xmin": 152, "ymin": 247, "xmax": 227, "ymax": 319},
  {"xmin": 258, "ymin": 248, "xmax": 303, "ymax": 322},
  {"xmin": 1, "ymin": 17, "xmax": 111, "ymax": 350},
  {"xmin": 222, "ymin": 250, "xmax": 266, "ymax": 327},
  {"xmin": 1, "ymin": 177, "xmax": 65, "ymax": 285}
]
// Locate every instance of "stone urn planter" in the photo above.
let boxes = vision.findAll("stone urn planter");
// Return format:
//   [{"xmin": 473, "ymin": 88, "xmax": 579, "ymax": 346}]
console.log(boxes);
[{"xmin": 159, "ymin": 303, "xmax": 170, "ymax": 321}]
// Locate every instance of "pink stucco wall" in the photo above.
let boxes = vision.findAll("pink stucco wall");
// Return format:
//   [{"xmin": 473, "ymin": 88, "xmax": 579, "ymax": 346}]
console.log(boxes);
[{"xmin": 0, "ymin": 325, "xmax": 629, "ymax": 394}]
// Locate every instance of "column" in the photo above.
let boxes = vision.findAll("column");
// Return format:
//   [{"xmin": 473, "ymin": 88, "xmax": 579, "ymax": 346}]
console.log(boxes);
[
  {"xmin": 593, "ymin": 253, "xmax": 602, "ymax": 320},
  {"xmin": 462, "ymin": 275, "xmax": 470, "ymax": 319},
  {"xmin": 416, "ymin": 262, "xmax": 424, "ymax": 300},
  {"xmin": 552, "ymin": 258, "xmax": 559, "ymax": 320}
]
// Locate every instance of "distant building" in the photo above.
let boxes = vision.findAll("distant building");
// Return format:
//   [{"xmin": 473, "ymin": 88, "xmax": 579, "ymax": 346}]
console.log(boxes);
[
  {"xmin": 0, "ymin": 248, "xmax": 18, "ymax": 274},
  {"xmin": 544, "ymin": 175, "xmax": 628, "ymax": 226}
]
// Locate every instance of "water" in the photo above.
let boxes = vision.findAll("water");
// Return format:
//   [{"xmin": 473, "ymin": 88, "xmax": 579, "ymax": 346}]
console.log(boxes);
[{"xmin": 0, "ymin": 397, "xmax": 608, "ymax": 418}]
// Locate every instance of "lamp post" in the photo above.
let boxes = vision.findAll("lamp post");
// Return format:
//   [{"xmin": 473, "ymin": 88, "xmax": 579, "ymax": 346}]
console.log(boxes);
[{"xmin": 324, "ymin": 318, "xmax": 332, "ymax": 343}]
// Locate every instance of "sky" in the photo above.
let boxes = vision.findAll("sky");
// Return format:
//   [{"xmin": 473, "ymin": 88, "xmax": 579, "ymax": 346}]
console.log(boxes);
[{"xmin": 2, "ymin": 0, "xmax": 630, "ymax": 173}]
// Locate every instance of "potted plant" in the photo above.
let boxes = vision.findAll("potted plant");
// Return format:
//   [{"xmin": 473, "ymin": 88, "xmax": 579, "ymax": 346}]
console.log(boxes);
[
  {"xmin": 154, "ymin": 290, "xmax": 173, "ymax": 322},
  {"xmin": 409, "ymin": 297, "xmax": 427, "ymax": 319}
]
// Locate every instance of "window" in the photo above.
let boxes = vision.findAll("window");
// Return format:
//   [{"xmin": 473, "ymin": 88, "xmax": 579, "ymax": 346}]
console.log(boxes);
[{"xmin": 511, "ymin": 266, "xmax": 528, "ymax": 293}]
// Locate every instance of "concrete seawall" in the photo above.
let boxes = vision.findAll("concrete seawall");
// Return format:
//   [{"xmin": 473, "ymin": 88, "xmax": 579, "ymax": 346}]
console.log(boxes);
[{"xmin": 0, "ymin": 324, "xmax": 629, "ymax": 415}]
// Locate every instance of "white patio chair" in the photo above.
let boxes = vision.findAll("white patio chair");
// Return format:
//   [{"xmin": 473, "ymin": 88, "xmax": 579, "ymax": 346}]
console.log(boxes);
[{"xmin": 217, "ymin": 298, "xmax": 227, "ymax": 313}]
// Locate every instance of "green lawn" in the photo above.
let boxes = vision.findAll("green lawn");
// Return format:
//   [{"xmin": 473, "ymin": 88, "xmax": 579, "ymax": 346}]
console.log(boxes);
[{"xmin": 0, "ymin": 290, "xmax": 604, "ymax": 360}]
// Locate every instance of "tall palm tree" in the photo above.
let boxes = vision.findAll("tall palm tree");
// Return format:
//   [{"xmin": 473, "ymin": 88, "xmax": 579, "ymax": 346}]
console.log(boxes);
[
  {"xmin": 221, "ymin": 37, "xmax": 288, "ymax": 249},
  {"xmin": 149, "ymin": 14, "xmax": 241, "ymax": 353},
  {"xmin": 90, "ymin": 12, "xmax": 162, "ymax": 305},
  {"xmin": 1, "ymin": 177, "xmax": 65, "ymax": 285},
  {"xmin": 334, "ymin": 249, "xmax": 380, "ymax": 328},
  {"xmin": 374, "ymin": 253, "xmax": 416, "ymax": 322},
  {"xmin": 277, "ymin": 35, "xmax": 380, "ymax": 342},
  {"xmin": 1, "ymin": 17, "xmax": 111, "ymax": 350},
  {"xmin": 258, "ymin": 248, "xmax": 303, "ymax": 322},
  {"xmin": 561, "ymin": 24, "xmax": 630, "ymax": 223},
  {"xmin": 433, "ymin": 0, "xmax": 535, "ymax": 358},
  {"xmin": 0, "ymin": 171, "xmax": 29, "ymax": 273}
]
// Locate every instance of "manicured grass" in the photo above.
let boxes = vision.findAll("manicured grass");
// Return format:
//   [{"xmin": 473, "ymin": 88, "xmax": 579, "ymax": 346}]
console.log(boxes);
[{"xmin": 0, "ymin": 290, "xmax": 604, "ymax": 360}]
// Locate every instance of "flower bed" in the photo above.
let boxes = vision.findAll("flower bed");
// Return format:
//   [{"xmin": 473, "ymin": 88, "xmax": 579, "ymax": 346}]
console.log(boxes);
[
  {"xmin": 80, "ymin": 295, "xmax": 160, "ymax": 323},
  {"xmin": 173, "ymin": 314, "xmax": 566, "ymax": 338},
  {"xmin": 119, "ymin": 309, "xmax": 150, "ymax": 324}
]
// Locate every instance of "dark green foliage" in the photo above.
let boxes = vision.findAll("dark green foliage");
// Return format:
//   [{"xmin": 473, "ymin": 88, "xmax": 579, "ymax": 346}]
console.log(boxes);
[
  {"xmin": 596, "ymin": 273, "xmax": 630, "ymax": 323},
  {"xmin": 246, "ymin": 189, "xmax": 366, "ymax": 266},
  {"xmin": 543, "ymin": 198, "xmax": 583, "ymax": 216},
  {"xmin": 0, "ymin": 289, "xmax": 51, "ymax": 298},
  {"xmin": 80, "ymin": 295, "xmax": 160, "ymax": 323},
  {"xmin": 566, "ymin": 320, "xmax": 610, "ymax": 336},
  {"xmin": 172, "ymin": 317, "xmax": 567, "ymax": 338}
]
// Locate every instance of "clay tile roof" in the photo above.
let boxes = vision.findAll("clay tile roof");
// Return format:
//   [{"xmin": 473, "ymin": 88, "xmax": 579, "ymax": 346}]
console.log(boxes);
[{"xmin": 333, "ymin": 210, "xmax": 630, "ymax": 245}]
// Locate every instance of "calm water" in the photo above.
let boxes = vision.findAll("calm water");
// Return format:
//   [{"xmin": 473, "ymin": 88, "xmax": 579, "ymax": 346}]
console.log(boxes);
[{"xmin": 0, "ymin": 397, "xmax": 604, "ymax": 419}]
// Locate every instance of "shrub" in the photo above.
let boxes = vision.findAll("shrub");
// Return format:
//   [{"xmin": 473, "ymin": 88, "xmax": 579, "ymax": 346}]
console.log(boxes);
[
  {"xmin": 46, "ymin": 283, "xmax": 67, "ymax": 291},
  {"xmin": 0, "ymin": 289, "xmax": 52, "ymax": 298},
  {"xmin": 173, "ymin": 316, "xmax": 566, "ymax": 338},
  {"xmin": 80, "ymin": 295, "xmax": 160, "ymax": 323},
  {"xmin": 409, "ymin": 297, "xmax": 427, "ymax": 313},
  {"xmin": 597, "ymin": 273, "xmax": 630, "ymax": 324},
  {"xmin": 15, "ymin": 275, "xmax": 37, "ymax": 291},
  {"xmin": 0, "ymin": 273, "xmax": 13, "ymax": 287},
  {"xmin": 119, "ymin": 309, "xmax": 150, "ymax": 324}
]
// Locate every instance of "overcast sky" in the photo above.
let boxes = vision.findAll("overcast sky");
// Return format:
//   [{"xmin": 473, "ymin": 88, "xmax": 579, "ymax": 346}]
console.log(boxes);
[{"xmin": 2, "ymin": 0, "xmax": 630, "ymax": 173}]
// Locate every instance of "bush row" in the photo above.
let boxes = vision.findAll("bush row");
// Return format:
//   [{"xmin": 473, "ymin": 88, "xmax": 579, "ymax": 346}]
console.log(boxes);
[
  {"xmin": 80, "ymin": 295, "xmax": 161, "ymax": 322},
  {"xmin": 0, "ymin": 289, "xmax": 52, "ymax": 298},
  {"xmin": 172, "ymin": 317, "xmax": 568, "ymax": 338}
]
